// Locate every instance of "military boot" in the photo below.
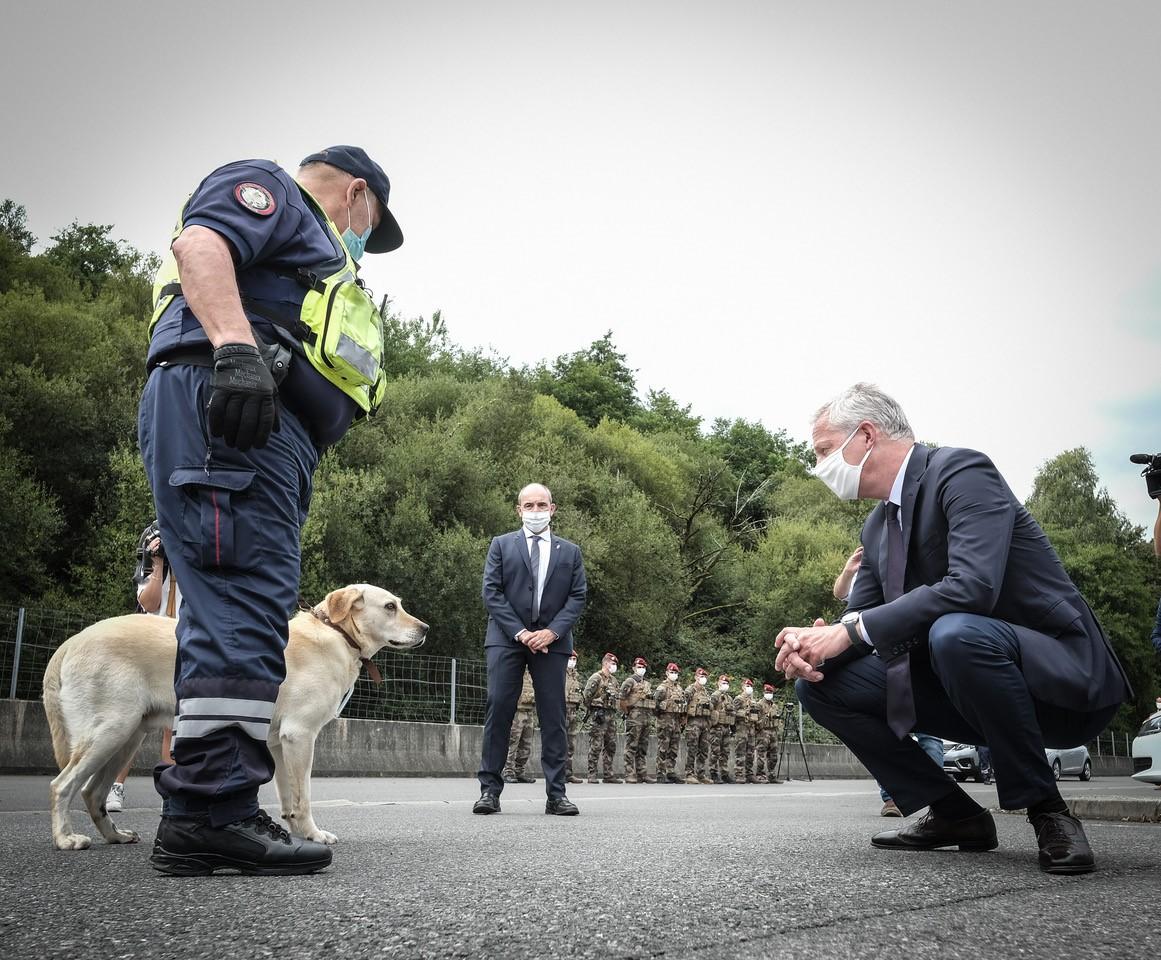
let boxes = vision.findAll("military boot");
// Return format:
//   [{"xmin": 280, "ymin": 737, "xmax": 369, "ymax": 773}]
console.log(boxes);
[
  {"xmin": 641, "ymin": 774, "xmax": 656, "ymax": 784},
  {"xmin": 746, "ymin": 775, "xmax": 758, "ymax": 784},
  {"xmin": 683, "ymin": 773, "xmax": 701, "ymax": 785},
  {"xmin": 624, "ymin": 773, "xmax": 639, "ymax": 784},
  {"xmin": 753, "ymin": 775, "xmax": 768, "ymax": 784},
  {"xmin": 710, "ymin": 772, "xmax": 722, "ymax": 784},
  {"xmin": 698, "ymin": 775, "xmax": 713, "ymax": 785},
  {"xmin": 603, "ymin": 775, "xmax": 624, "ymax": 784},
  {"xmin": 667, "ymin": 773, "xmax": 681, "ymax": 784}
]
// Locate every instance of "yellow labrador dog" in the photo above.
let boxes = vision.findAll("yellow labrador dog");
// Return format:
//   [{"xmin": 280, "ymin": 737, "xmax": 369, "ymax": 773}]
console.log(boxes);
[{"xmin": 43, "ymin": 584, "xmax": 427, "ymax": 851}]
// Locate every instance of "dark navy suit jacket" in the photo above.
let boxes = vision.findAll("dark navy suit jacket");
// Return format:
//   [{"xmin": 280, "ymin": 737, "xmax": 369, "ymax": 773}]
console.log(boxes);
[
  {"xmin": 845, "ymin": 445, "xmax": 1130, "ymax": 711},
  {"xmin": 482, "ymin": 529, "xmax": 587, "ymax": 654}
]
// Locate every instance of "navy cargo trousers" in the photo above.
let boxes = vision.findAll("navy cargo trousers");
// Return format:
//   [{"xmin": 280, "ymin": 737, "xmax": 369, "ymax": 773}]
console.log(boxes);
[{"xmin": 138, "ymin": 363, "xmax": 318, "ymax": 826}]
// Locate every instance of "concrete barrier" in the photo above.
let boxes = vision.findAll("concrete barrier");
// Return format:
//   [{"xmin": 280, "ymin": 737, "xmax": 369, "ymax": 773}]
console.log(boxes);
[{"xmin": 0, "ymin": 698, "xmax": 1138, "ymax": 782}]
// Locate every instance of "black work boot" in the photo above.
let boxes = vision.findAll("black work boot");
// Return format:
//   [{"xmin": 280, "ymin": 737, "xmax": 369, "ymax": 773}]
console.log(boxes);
[{"xmin": 151, "ymin": 810, "xmax": 332, "ymax": 876}]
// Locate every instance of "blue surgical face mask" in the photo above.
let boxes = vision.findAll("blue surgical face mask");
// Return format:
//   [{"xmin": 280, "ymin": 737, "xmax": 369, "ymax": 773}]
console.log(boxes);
[{"xmin": 341, "ymin": 191, "xmax": 373, "ymax": 261}]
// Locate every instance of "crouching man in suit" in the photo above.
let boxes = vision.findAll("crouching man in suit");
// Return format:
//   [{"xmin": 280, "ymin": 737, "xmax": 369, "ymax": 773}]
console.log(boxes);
[
  {"xmin": 474, "ymin": 483, "xmax": 587, "ymax": 816},
  {"xmin": 777, "ymin": 383, "xmax": 1130, "ymax": 874}
]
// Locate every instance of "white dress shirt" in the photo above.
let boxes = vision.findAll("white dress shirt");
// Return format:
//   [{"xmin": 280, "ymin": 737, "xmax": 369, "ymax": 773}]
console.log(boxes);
[{"xmin": 516, "ymin": 528, "xmax": 552, "ymax": 639}]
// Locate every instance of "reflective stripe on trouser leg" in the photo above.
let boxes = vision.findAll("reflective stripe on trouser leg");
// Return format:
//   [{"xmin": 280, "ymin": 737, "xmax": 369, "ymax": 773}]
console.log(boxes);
[{"xmin": 139, "ymin": 364, "xmax": 318, "ymax": 825}]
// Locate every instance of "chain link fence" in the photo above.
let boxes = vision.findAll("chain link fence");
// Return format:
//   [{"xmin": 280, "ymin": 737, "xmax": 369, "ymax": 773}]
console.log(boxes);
[{"xmin": 0, "ymin": 603, "xmax": 490, "ymax": 724}]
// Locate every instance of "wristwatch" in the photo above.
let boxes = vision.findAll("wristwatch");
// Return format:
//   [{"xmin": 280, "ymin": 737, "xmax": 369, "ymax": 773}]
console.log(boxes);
[{"xmin": 840, "ymin": 611, "xmax": 862, "ymax": 646}]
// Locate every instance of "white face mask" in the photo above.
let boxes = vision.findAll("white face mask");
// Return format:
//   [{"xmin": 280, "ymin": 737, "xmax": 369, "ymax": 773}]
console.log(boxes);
[
  {"xmin": 719, "ymin": 683, "xmax": 729, "ymax": 692},
  {"xmin": 635, "ymin": 667, "xmax": 646, "ymax": 677},
  {"xmin": 667, "ymin": 672, "xmax": 678, "ymax": 682},
  {"xmin": 606, "ymin": 663, "xmax": 617, "ymax": 674},
  {"xmin": 522, "ymin": 510, "xmax": 551, "ymax": 534},
  {"xmin": 812, "ymin": 427, "xmax": 872, "ymax": 501},
  {"xmin": 743, "ymin": 686, "xmax": 753, "ymax": 696},
  {"xmin": 567, "ymin": 659, "xmax": 577, "ymax": 670},
  {"xmin": 697, "ymin": 676, "xmax": 707, "ymax": 686},
  {"xmin": 764, "ymin": 692, "xmax": 774, "ymax": 701}
]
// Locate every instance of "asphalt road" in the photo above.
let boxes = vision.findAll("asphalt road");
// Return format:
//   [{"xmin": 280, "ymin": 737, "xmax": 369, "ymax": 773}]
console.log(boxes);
[{"xmin": 1, "ymin": 775, "xmax": 1157, "ymax": 960}]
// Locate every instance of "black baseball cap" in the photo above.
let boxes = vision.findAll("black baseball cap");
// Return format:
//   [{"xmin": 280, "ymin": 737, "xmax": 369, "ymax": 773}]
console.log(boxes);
[{"xmin": 299, "ymin": 145, "xmax": 404, "ymax": 253}]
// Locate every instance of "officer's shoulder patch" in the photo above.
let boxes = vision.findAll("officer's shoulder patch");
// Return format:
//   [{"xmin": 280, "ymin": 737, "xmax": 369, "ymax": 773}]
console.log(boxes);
[{"xmin": 233, "ymin": 182, "xmax": 277, "ymax": 216}]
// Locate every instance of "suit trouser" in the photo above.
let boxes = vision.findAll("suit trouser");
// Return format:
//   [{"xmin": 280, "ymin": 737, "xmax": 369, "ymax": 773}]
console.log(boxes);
[
  {"xmin": 479, "ymin": 645, "xmax": 569, "ymax": 798},
  {"xmin": 797, "ymin": 612, "xmax": 1118, "ymax": 815},
  {"xmin": 139, "ymin": 364, "xmax": 318, "ymax": 826}
]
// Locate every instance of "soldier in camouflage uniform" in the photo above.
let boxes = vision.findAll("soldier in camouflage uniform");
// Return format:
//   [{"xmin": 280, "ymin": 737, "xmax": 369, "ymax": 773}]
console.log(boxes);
[
  {"xmin": 619, "ymin": 656, "xmax": 656, "ymax": 783},
  {"xmin": 652, "ymin": 662, "xmax": 686, "ymax": 783},
  {"xmin": 708, "ymin": 674, "xmax": 736, "ymax": 784},
  {"xmin": 583, "ymin": 652, "xmax": 622, "ymax": 783},
  {"xmin": 754, "ymin": 682, "xmax": 784, "ymax": 784},
  {"xmin": 682, "ymin": 667, "xmax": 713, "ymax": 784},
  {"xmin": 502, "ymin": 668, "xmax": 537, "ymax": 783},
  {"xmin": 564, "ymin": 650, "xmax": 584, "ymax": 784},
  {"xmin": 732, "ymin": 678, "xmax": 762, "ymax": 783}
]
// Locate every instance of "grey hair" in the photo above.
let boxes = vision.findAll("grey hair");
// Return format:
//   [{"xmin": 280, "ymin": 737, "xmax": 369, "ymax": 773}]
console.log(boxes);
[
  {"xmin": 516, "ymin": 483, "xmax": 554, "ymax": 504},
  {"xmin": 811, "ymin": 383, "xmax": 914, "ymax": 440}
]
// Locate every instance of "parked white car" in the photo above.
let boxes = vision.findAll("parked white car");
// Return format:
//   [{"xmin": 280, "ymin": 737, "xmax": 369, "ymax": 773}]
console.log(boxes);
[
  {"xmin": 1131, "ymin": 710, "xmax": 1161, "ymax": 785},
  {"xmin": 1044, "ymin": 745, "xmax": 1091, "ymax": 780}
]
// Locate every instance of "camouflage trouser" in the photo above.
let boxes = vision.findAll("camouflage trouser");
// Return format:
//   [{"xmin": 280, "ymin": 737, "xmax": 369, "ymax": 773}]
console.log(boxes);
[
  {"xmin": 503, "ymin": 710, "xmax": 535, "ymax": 776},
  {"xmin": 683, "ymin": 717, "xmax": 710, "ymax": 778},
  {"xmin": 708, "ymin": 724, "xmax": 734, "ymax": 778},
  {"xmin": 754, "ymin": 728, "xmax": 781, "ymax": 779},
  {"xmin": 655, "ymin": 713, "xmax": 683, "ymax": 778},
  {"xmin": 733, "ymin": 725, "xmax": 757, "ymax": 779},
  {"xmin": 587, "ymin": 709, "xmax": 617, "ymax": 777},
  {"xmin": 624, "ymin": 709, "xmax": 653, "ymax": 777},
  {"xmin": 565, "ymin": 704, "xmax": 582, "ymax": 778}
]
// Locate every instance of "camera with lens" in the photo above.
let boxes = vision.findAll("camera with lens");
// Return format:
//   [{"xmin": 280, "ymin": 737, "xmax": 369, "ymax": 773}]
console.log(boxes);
[
  {"xmin": 1130, "ymin": 453, "xmax": 1161, "ymax": 500},
  {"xmin": 133, "ymin": 520, "xmax": 165, "ymax": 583}
]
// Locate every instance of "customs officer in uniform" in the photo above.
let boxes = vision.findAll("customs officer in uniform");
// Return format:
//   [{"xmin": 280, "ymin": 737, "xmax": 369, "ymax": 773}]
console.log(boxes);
[{"xmin": 140, "ymin": 146, "xmax": 404, "ymax": 875}]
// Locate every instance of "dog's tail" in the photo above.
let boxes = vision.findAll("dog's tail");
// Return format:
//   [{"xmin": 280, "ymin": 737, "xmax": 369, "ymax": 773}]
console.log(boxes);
[{"xmin": 42, "ymin": 643, "xmax": 70, "ymax": 770}]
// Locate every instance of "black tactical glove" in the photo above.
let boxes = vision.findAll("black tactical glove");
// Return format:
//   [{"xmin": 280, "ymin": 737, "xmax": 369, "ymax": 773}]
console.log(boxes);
[{"xmin": 207, "ymin": 343, "xmax": 281, "ymax": 451}]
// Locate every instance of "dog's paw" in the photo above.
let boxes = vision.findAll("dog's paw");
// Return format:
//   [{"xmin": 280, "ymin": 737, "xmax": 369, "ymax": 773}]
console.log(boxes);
[
  {"xmin": 56, "ymin": 833, "xmax": 92, "ymax": 851},
  {"xmin": 305, "ymin": 828, "xmax": 338, "ymax": 845},
  {"xmin": 109, "ymin": 829, "xmax": 140, "ymax": 844}
]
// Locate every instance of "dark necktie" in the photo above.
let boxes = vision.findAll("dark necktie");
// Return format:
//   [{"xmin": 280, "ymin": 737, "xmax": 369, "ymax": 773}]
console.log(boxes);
[
  {"xmin": 530, "ymin": 535, "xmax": 541, "ymax": 625},
  {"xmin": 883, "ymin": 502, "xmax": 915, "ymax": 738}
]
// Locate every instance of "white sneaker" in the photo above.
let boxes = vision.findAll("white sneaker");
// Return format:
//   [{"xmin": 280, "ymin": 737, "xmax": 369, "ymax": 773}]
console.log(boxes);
[{"xmin": 106, "ymin": 782, "xmax": 125, "ymax": 813}]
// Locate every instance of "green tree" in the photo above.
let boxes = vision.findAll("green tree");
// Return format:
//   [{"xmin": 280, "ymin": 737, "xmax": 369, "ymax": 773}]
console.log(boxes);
[
  {"xmin": 1026, "ymin": 448, "xmax": 1159, "ymax": 734},
  {"xmin": 0, "ymin": 199, "xmax": 36, "ymax": 253},
  {"xmin": 532, "ymin": 331, "xmax": 639, "ymax": 426}
]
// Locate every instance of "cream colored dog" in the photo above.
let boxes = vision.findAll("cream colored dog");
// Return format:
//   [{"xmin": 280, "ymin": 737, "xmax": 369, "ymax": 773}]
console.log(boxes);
[{"xmin": 43, "ymin": 584, "xmax": 427, "ymax": 851}]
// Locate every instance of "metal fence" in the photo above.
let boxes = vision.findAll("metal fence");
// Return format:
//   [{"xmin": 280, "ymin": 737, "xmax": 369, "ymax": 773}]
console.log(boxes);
[{"xmin": 0, "ymin": 603, "xmax": 490, "ymax": 725}]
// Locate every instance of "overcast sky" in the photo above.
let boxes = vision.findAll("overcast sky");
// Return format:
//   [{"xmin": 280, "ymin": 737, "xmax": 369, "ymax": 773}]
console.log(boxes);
[{"xmin": 3, "ymin": 1, "xmax": 1159, "ymax": 532}]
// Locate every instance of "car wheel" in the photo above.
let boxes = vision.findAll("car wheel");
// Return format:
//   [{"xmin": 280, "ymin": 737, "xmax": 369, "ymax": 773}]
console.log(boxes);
[
  {"xmin": 1080, "ymin": 760, "xmax": 1092, "ymax": 782},
  {"xmin": 1052, "ymin": 759, "xmax": 1062, "ymax": 781}
]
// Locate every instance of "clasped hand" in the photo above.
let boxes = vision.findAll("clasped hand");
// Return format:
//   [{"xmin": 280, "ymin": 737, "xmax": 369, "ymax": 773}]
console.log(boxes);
[
  {"xmin": 519, "ymin": 629, "xmax": 557, "ymax": 653},
  {"xmin": 774, "ymin": 618, "xmax": 852, "ymax": 683}
]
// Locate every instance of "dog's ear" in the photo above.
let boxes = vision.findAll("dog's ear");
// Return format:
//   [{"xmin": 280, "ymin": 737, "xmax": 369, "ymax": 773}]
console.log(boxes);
[{"xmin": 326, "ymin": 586, "xmax": 363, "ymax": 625}]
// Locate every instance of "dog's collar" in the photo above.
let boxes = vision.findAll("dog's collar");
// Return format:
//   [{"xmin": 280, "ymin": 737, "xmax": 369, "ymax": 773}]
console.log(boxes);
[{"xmin": 311, "ymin": 609, "xmax": 383, "ymax": 684}]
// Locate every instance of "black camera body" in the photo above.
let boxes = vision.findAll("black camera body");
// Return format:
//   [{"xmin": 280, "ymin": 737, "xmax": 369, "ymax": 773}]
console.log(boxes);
[
  {"xmin": 134, "ymin": 520, "xmax": 165, "ymax": 584},
  {"xmin": 1130, "ymin": 453, "xmax": 1161, "ymax": 500}
]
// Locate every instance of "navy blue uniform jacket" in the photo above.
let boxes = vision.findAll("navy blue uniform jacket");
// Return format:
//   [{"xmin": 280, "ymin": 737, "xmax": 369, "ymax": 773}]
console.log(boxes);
[
  {"xmin": 846, "ymin": 445, "xmax": 1130, "ymax": 711},
  {"xmin": 482, "ymin": 530, "xmax": 586, "ymax": 654}
]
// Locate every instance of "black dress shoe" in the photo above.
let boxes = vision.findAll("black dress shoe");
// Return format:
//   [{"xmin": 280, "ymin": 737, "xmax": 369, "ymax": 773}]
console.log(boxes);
[
  {"xmin": 1032, "ymin": 812, "xmax": 1095, "ymax": 874},
  {"xmin": 872, "ymin": 809, "xmax": 998, "ymax": 852},
  {"xmin": 516, "ymin": 775, "xmax": 536, "ymax": 784},
  {"xmin": 545, "ymin": 796, "xmax": 580, "ymax": 816},
  {"xmin": 472, "ymin": 792, "xmax": 501, "ymax": 815},
  {"xmin": 150, "ymin": 810, "xmax": 332, "ymax": 876}
]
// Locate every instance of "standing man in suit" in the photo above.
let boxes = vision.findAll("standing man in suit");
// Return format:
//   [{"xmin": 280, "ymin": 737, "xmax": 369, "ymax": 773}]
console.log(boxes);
[
  {"xmin": 474, "ymin": 483, "xmax": 587, "ymax": 816},
  {"xmin": 776, "ymin": 383, "xmax": 1130, "ymax": 874}
]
